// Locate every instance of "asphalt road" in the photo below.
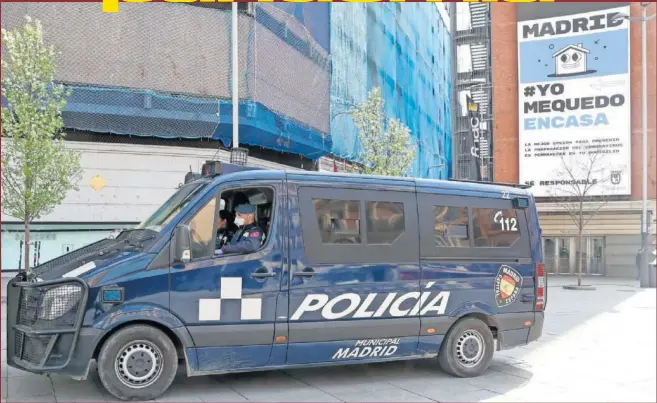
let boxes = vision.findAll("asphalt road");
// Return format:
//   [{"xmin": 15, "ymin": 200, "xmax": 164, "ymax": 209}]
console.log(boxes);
[{"xmin": 2, "ymin": 276, "xmax": 655, "ymax": 402}]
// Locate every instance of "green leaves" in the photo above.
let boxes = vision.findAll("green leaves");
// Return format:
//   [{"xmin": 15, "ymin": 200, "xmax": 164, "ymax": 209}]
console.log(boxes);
[
  {"xmin": 1, "ymin": 16, "xmax": 82, "ymax": 223},
  {"xmin": 351, "ymin": 87, "xmax": 416, "ymax": 177}
]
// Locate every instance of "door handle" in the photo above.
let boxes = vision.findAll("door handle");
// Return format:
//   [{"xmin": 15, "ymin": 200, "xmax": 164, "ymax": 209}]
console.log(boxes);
[
  {"xmin": 293, "ymin": 268, "xmax": 317, "ymax": 277},
  {"xmin": 250, "ymin": 268, "xmax": 276, "ymax": 279},
  {"xmin": 522, "ymin": 293, "xmax": 535, "ymax": 303}
]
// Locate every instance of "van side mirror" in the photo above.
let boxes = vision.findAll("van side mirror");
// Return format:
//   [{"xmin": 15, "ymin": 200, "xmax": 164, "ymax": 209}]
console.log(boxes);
[{"xmin": 172, "ymin": 224, "xmax": 192, "ymax": 264}]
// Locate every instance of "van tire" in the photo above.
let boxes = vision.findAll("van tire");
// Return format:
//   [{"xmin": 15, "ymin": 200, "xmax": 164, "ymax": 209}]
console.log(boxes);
[
  {"xmin": 97, "ymin": 325, "xmax": 178, "ymax": 401},
  {"xmin": 438, "ymin": 318, "xmax": 494, "ymax": 378}
]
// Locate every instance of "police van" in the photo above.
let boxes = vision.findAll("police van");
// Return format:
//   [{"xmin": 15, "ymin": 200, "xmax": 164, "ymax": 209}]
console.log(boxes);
[{"xmin": 6, "ymin": 161, "xmax": 546, "ymax": 401}]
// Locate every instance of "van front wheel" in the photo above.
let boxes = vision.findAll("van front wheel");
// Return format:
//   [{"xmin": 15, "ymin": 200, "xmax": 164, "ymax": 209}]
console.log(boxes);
[
  {"xmin": 97, "ymin": 325, "xmax": 178, "ymax": 401},
  {"xmin": 438, "ymin": 318, "xmax": 494, "ymax": 378}
]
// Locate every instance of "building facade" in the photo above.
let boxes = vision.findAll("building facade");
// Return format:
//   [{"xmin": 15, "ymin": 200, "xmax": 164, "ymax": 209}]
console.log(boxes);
[
  {"xmin": 491, "ymin": 2, "xmax": 656, "ymax": 277},
  {"xmin": 0, "ymin": 3, "xmax": 453, "ymax": 271}
]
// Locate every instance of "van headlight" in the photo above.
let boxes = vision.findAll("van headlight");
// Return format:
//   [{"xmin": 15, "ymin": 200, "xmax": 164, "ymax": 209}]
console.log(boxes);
[{"xmin": 38, "ymin": 285, "xmax": 83, "ymax": 321}]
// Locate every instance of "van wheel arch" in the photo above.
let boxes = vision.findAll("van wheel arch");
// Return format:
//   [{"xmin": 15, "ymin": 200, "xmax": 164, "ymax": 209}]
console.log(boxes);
[
  {"xmin": 93, "ymin": 320, "xmax": 187, "ymax": 362},
  {"xmin": 447, "ymin": 312, "xmax": 499, "ymax": 349}
]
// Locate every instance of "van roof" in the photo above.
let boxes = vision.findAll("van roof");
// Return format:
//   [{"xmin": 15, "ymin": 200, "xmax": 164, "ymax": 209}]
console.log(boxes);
[{"xmin": 208, "ymin": 167, "xmax": 533, "ymax": 199}]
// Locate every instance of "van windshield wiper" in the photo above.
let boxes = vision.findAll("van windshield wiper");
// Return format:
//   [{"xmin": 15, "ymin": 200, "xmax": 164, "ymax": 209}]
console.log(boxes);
[{"xmin": 121, "ymin": 229, "xmax": 157, "ymax": 251}]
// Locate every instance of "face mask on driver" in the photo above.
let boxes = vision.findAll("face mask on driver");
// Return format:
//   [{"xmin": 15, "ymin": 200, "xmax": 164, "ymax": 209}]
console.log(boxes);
[{"xmin": 234, "ymin": 216, "xmax": 245, "ymax": 227}]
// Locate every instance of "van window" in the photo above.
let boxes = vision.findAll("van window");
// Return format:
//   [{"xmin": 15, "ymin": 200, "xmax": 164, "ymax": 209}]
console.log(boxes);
[
  {"xmin": 434, "ymin": 206, "xmax": 469, "ymax": 247},
  {"xmin": 313, "ymin": 199, "xmax": 361, "ymax": 244},
  {"xmin": 366, "ymin": 201, "xmax": 405, "ymax": 244},
  {"xmin": 298, "ymin": 186, "xmax": 419, "ymax": 265},
  {"xmin": 472, "ymin": 208, "xmax": 521, "ymax": 248}
]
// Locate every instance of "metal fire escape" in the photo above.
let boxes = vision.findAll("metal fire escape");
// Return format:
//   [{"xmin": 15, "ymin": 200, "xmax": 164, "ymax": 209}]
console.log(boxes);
[{"xmin": 451, "ymin": 2, "xmax": 494, "ymax": 181}]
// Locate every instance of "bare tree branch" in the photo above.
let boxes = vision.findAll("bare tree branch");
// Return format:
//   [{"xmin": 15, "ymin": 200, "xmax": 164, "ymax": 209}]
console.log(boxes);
[{"xmin": 546, "ymin": 152, "xmax": 624, "ymax": 285}]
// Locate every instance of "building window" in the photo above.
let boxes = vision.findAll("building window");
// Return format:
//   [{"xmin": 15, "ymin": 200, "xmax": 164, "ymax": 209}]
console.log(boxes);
[
  {"xmin": 434, "ymin": 206, "xmax": 469, "ymax": 247},
  {"xmin": 313, "ymin": 199, "xmax": 361, "ymax": 244},
  {"xmin": 366, "ymin": 201, "xmax": 405, "ymax": 245},
  {"xmin": 472, "ymin": 208, "xmax": 520, "ymax": 248}
]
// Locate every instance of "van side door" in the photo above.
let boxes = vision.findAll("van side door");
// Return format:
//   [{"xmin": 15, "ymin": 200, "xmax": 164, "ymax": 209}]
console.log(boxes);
[
  {"xmin": 285, "ymin": 181, "xmax": 422, "ymax": 365},
  {"xmin": 168, "ymin": 179, "xmax": 285, "ymax": 373}
]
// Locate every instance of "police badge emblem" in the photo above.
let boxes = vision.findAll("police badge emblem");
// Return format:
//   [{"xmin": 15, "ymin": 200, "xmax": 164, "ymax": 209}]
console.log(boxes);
[
  {"xmin": 494, "ymin": 265, "xmax": 523, "ymax": 307},
  {"xmin": 610, "ymin": 171, "xmax": 621, "ymax": 185}
]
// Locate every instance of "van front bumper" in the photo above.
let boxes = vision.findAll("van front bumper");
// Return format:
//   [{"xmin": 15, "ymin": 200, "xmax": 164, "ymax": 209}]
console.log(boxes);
[{"xmin": 5, "ymin": 276, "xmax": 98, "ymax": 380}]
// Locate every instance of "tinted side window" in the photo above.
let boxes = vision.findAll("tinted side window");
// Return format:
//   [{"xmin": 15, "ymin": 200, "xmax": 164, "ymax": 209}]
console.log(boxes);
[
  {"xmin": 313, "ymin": 199, "xmax": 361, "ymax": 244},
  {"xmin": 472, "ymin": 208, "xmax": 520, "ymax": 248},
  {"xmin": 434, "ymin": 206, "xmax": 469, "ymax": 247},
  {"xmin": 366, "ymin": 201, "xmax": 405, "ymax": 244}
]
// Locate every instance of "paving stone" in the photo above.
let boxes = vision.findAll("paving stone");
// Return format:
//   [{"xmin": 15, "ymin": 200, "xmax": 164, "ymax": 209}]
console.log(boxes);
[
  {"xmin": 7, "ymin": 375, "xmax": 54, "ymax": 399},
  {"xmin": 285, "ymin": 366, "xmax": 399, "ymax": 395},
  {"xmin": 2, "ymin": 378, "xmax": 7, "ymax": 399},
  {"xmin": 217, "ymin": 370, "xmax": 308, "ymax": 394},
  {"xmin": 464, "ymin": 371, "xmax": 531, "ymax": 395},
  {"xmin": 5, "ymin": 363, "xmax": 34, "ymax": 378},
  {"xmin": 488, "ymin": 362, "xmax": 533, "ymax": 380},
  {"xmin": 1, "ymin": 322, "xmax": 6, "ymax": 351},
  {"xmin": 238, "ymin": 386, "xmax": 341, "ymax": 403},
  {"xmin": 52, "ymin": 374, "xmax": 107, "ymax": 402},
  {"xmin": 336, "ymin": 386, "xmax": 434, "ymax": 403},
  {"xmin": 4, "ymin": 394, "xmax": 58, "ymax": 402},
  {"xmin": 415, "ymin": 387, "xmax": 500, "ymax": 403},
  {"xmin": 157, "ymin": 375, "xmax": 240, "ymax": 403},
  {"xmin": 385, "ymin": 376, "xmax": 482, "ymax": 396}
]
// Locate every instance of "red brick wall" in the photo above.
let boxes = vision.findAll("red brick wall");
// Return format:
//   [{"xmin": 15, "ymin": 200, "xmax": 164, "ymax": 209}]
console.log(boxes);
[
  {"xmin": 491, "ymin": 4, "xmax": 519, "ymax": 185},
  {"xmin": 491, "ymin": 3, "xmax": 656, "ymax": 202}
]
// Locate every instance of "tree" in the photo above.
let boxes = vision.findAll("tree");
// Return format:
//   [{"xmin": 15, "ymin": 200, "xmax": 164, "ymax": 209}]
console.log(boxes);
[
  {"xmin": 1, "ymin": 16, "xmax": 82, "ymax": 273},
  {"xmin": 351, "ymin": 87, "xmax": 416, "ymax": 177},
  {"xmin": 547, "ymin": 153, "xmax": 620, "ymax": 287}
]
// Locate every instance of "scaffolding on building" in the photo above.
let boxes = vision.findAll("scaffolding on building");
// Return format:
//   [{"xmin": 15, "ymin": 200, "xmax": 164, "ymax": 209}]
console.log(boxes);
[{"xmin": 450, "ymin": 2, "xmax": 494, "ymax": 182}]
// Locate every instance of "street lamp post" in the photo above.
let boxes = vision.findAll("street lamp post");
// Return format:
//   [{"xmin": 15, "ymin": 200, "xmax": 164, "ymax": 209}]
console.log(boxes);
[
  {"xmin": 614, "ymin": 4, "xmax": 655, "ymax": 287},
  {"xmin": 232, "ymin": 2, "xmax": 239, "ymax": 150}
]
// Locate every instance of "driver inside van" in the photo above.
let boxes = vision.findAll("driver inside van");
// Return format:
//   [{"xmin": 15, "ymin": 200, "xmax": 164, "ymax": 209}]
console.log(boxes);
[
  {"xmin": 216, "ymin": 210, "xmax": 237, "ymax": 249},
  {"xmin": 214, "ymin": 203, "xmax": 265, "ymax": 255}
]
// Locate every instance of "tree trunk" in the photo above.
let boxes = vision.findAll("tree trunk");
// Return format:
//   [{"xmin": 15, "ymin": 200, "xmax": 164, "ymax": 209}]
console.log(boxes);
[
  {"xmin": 24, "ymin": 220, "xmax": 31, "ymax": 274},
  {"xmin": 578, "ymin": 232, "xmax": 583, "ymax": 287},
  {"xmin": 578, "ymin": 201, "xmax": 583, "ymax": 287}
]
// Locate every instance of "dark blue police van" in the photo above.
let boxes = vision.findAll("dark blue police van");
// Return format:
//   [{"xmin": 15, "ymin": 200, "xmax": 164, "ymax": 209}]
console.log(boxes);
[{"xmin": 6, "ymin": 161, "xmax": 546, "ymax": 401}]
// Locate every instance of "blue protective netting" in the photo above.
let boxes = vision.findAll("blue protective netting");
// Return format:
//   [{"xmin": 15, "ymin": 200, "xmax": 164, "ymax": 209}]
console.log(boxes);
[
  {"xmin": 1, "ymin": 3, "xmax": 452, "ymax": 177},
  {"xmin": 329, "ymin": 4, "xmax": 453, "ymax": 179}
]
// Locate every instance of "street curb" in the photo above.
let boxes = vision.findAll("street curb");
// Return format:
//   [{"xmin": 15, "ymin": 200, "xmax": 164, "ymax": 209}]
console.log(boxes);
[{"xmin": 562, "ymin": 285, "xmax": 597, "ymax": 291}]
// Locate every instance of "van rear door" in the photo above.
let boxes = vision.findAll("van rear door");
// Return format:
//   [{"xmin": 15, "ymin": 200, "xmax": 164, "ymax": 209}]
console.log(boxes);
[
  {"xmin": 467, "ymin": 196, "xmax": 536, "ymax": 314},
  {"xmin": 416, "ymin": 191, "xmax": 535, "ymax": 344}
]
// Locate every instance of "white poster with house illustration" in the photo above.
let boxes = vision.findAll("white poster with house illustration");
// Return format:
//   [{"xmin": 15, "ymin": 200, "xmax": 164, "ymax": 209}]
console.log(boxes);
[
  {"xmin": 552, "ymin": 43, "xmax": 589, "ymax": 77},
  {"xmin": 517, "ymin": 6, "xmax": 631, "ymax": 197}
]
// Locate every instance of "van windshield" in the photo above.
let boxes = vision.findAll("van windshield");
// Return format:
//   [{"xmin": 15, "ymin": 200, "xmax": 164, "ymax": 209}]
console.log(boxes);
[{"xmin": 135, "ymin": 181, "xmax": 209, "ymax": 232}]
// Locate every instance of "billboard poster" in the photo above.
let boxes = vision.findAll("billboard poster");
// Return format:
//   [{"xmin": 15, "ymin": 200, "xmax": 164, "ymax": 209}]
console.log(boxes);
[{"xmin": 517, "ymin": 6, "xmax": 631, "ymax": 197}]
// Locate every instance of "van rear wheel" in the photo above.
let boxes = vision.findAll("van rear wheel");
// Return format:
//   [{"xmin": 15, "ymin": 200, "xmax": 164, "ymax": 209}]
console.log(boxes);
[
  {"xmin": 438, "ymin": 318, "xmax": 494, "ymax": 378},
  {"xmin": 97, "ymin": 325, "xmax": 178, "ymax": 401}
]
